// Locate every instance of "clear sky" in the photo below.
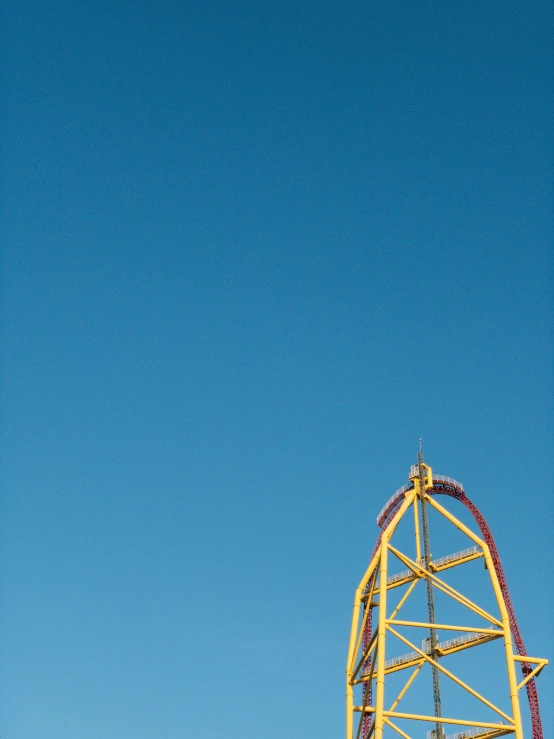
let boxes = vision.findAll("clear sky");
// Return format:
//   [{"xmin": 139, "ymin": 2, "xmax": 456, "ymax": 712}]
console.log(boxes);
[{"xmin": 1, "ymin": 1, "xmax": 552, "ymax": 738}]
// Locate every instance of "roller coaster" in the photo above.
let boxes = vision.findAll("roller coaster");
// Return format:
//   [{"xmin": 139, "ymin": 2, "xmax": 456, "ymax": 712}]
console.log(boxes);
[{"xmin": 345, "ymin": 456, "xmax": 547, "ymax": 739}]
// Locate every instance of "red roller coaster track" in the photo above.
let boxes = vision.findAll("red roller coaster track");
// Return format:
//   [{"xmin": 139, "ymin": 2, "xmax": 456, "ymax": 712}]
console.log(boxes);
[{"xmin": 361, "ymin": 479, "xmax": 543, "ymax": 739}]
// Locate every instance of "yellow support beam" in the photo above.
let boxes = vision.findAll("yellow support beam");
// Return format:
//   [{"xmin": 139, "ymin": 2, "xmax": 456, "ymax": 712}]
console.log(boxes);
[
  {"xmin": 352, "ymin": 651, "xmax": 378, "ymax": 685},
  {"xmin": 354, "ymin": 706, "xmax": 511, "ymax": 732},
  {"xmin": 388, "ymin": 661, "xmax": 424, "ymax": 712},
  {"xmin": 513, "ymin": 655, "xmax": 547, "ymax": 663},
  {"xmin": 388, "ymin": 543, "xmax": 502, "ymax": 626},
  {"xmin": 424, "ymin": 494, "xmax": 525, "ymax": 739},
  {"xmin": 387, "ymin": 625, "xmax": 514, "ymax": 724},
  {"xmin": 436, "ymin": 632, "xmax": 501, "ymax": 657},
  {"xmin": 384, "ymin": 655, "xmax": 425, "ymax": 676},
  {"xmin": 388, "ymin": 580, "xmax": 418, "ymax": 621},
  {"xmin": 515, "ymin": 658, "xmax": 548, "ymax": 690},
  {"xmin": 346, "ymin": 490, "xmax": 416, "ymax": 739},
  {"xmin": 383, "ymin": 710, "xmax": 514, "ymax": 732},
  {"xmin": 466, "ymin": 730, "xmax": 513, "ymax": 739},
  {"xmin": 384, "ymin": 573, "xmax": 417, "ymax": 591},
  {"xmin": 374, "ymin": 530, "xmax": 389, "ymax": 739},
  {"xmin": 346, "ymin": 463, "xmax": 548, "ymax": 739},
  {"xmin": 413, "ymin": 493, "xmax": 421, "ymax": 563},
  {"xmin": 350, "ymin": 573, "xmax": 377, "ymax": 672},
  {"xmin": 430, "ymin": 550, "xmax": 484, "ymax": 572},
  {"xmin": 384, "ymin": 718, "xmax": 413, "ymax": 739},
  {"xmin": 387, "ymin": 619, "xmax": 503, "ymax": 635},
  {"xmin": 355, "ymin": 654, "xmax": 377, "ymax": 739},
  {"xmin": 351, "ymin": 626, "xmax": 378, "ymax": 682}
]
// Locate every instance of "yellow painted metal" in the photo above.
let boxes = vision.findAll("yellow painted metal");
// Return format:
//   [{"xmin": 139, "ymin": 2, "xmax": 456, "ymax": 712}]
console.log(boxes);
[
  {"xmin": 386, "ymin": 552, "xmax": 482, "ymax": 586},
  {"xmin": 374, "ymin": 531, "xmax": 389, "ymax": 739},
  {"xmin": 346, "ymin": 465, "xmax": 547, "ymax": 739},
  {"xmin": 515, "ymin": 658, "xmax": 548, "ymax": 690},
  {"xmin": 354, "ymin": 704, "xmax": 513, "ymax": 732},
  {"xmin": 388, "ymin": 543, "xmax": 503, "ymax": 626},
  {"xmin": 355, "ymin": 712, "xmax": 373, "ymax": 739},
  {"xmin": 383, "ymin": 710, "xmax": 513, "ymax": 731},
  {"xmin": 436, "ymin": 632, "xmax": 501, "ymax": 657},
  {"xmin": 388, "ymin": 580, "xmax": 418, "ymax": 621},
  {"xmin": 346, "ymin": 490, "xmax": 415, "ymax": 739},
  {"xmin": 424, "ymin": 493, "xmax": 484, "ymax": 546},
  {"xmin": 424, "ymin": 495, "xmax": 526, "ymax": 739},
  {"xmin": 430, "ymin": 550, "xmax": 484, "ymax": 572},
  {"xmin": 347, "ymin": 552, "xmax": 380, "ymax": 737},
  {"xmin": 388, "ymin": 491, "xmax": 418, "ymax": 537},
  {"xmin": 356, "ymin": 654, "xmax": 378, "ymax": 739},
  {"xmin": 351, "ymin": 574, "xmax": 378, "ymax": 673},
  {"xmin": 363, "ymin": 720, "xmax": 376, "ymax": 739},
  {"xmin": 352, "ymin": 645, "xmax": 379, "ymax": 686},
  {"xmin": 384, "ymin": 546, "xmax": 483, "ymax": 589},
  {"xmin": 384, "ymin": 718, "xmax": 413, "ymax": 739},
  {"xmin": 385, "ymin": 573, "xmax": 417, "ymax": 591},
  {"xmin": 424, "ymin": 464, "xmax": 432, "ymax": 488},
  {"xmin": 413, "ymin": 493, "xmax": 421, "ymax": 562},
  {"xmin": 384, "ymin": 654, "xmax": 425, "ymax": 676},
  {"xmin": 388, "ymin": 661, "xmax": 424, "ymax": 712},
  {"xmin": 410, "ymin": 461, "xmax": 433, "ymax": 488},
  {"xmin": 387, "ymin": 625, "xmax": 514, "ymax": 723},
  {"xmin": 387, "ymin": 619, "xmax": 503, "ymax": 635},
  {"xmin": 351, "ymin": 626, "xmax": 378, "ymax": 681},
  {"xmin": 468, "ymin": 730, "xmax": 514, "ymax": 739},
  {"xmin": 346, "ymin": 588, "xmax": 362, "ymax": 738},
  {"xmin": 467, "ymin": 731, "xmax": 514, "ymax": 739}
]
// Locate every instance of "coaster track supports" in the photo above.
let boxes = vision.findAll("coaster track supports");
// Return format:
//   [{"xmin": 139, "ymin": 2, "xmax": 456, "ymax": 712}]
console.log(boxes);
[{"xmin": 346, "ymin": 461, "xmax": 547, "ymax": 739}]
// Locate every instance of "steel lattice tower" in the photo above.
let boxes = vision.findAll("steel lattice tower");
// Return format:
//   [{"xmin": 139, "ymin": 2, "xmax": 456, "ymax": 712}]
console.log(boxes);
[{"xmin": 345, "ymin": 459, "xmax": 547, "ymax": 739}]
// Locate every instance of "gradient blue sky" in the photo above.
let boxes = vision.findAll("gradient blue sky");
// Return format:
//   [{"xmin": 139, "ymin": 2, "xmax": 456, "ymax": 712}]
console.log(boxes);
[{"xmin": 2, "ymin": 1, "xmax": 552, "ymax": 737}]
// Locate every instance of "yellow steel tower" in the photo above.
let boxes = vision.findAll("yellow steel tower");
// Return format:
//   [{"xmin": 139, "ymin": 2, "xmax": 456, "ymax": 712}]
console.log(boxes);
[{"xmin": 345, "ymin": 458, "xmax": 547, "ymax": 739}]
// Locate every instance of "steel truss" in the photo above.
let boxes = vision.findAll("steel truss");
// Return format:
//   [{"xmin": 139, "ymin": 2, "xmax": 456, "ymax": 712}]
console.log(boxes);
[{"xmin": 346, "ymin": 462, "xmax": 547, "ymax": 739}]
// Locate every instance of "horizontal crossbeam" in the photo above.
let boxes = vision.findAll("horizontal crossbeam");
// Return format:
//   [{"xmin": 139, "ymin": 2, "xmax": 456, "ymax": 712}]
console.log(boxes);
[
  {"xmin": 352, "ymin": 707, "xmax": 514, "ymax": 732},
  {"xmin": 387, "ymin": 625, "xmax": 513, "ymax": 724},
  {"xmin": 387, "ymin": 620, "xmax": 502, "ymax": 635}
]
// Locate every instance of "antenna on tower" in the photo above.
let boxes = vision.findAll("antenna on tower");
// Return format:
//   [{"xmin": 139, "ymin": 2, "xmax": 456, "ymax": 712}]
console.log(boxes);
[{"xmin": 346, "ymin": 459, "xmax": 547, "ymax": 739}]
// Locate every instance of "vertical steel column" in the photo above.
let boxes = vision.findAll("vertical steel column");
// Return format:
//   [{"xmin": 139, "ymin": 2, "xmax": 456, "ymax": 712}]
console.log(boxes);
[
  {"xmin": 414, "ymin": 487, "xmax": 422, "ymax": 562},
  {"xmin": 346, "ymin": 586, "xmax": 363, "ymax": 739},
  {"xmin": 481, "ymin": 540, "xmax": 524, "ymax": 739},
  {"xmin": 424, "ymin": 493, "xmax": 525, "ymax": 739},
  {"xmin": 374, "ymin": 535, "xmax": 389, "ymax": 739},
  {"xmin": 418, "ymin": 454, "xmax": 443, "ymax": 739}
]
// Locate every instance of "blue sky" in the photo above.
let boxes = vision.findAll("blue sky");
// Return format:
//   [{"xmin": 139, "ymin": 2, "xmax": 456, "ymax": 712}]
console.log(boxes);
[{"xmin": 1, "ymin": 1, "xmax": 552, "ymax": 737}]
